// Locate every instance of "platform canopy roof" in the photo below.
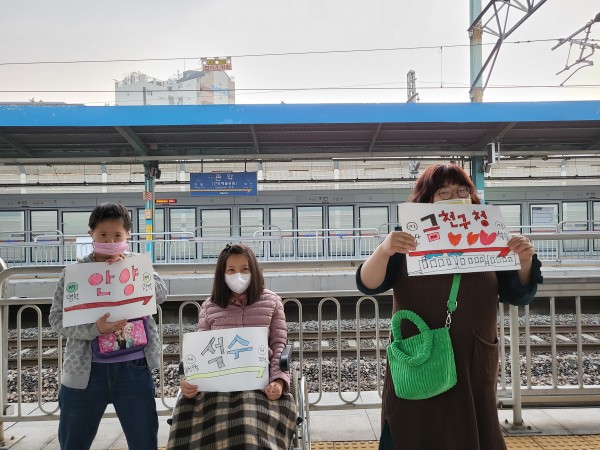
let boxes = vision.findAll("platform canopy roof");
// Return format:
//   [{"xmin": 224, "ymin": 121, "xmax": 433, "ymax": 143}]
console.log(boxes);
[{"xmin": 0, "ymin": 101, "xmax": 599, "ymax": 164}]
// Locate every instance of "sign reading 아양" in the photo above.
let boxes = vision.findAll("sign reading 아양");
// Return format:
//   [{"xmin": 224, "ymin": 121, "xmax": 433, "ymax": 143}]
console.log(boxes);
[
  {"xmin": 62, "ymin": 253, "xmax": 157, "ymax": 326},
  {"xmin": 397, "ymin": 203, "xmax": 520, "ymax": 276},
  {"xmin": 182, "ymin": 327, "xmax": 269, "ymax": 392}
]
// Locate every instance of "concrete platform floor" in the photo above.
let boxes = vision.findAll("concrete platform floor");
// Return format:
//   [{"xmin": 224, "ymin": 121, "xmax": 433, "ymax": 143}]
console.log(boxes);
[{"xmin": 2, "ymin": 394, "xmax": 600, "ymax": 449}]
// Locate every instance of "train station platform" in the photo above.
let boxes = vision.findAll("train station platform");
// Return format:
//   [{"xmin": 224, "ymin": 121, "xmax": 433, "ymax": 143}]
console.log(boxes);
[{"xmin": 2, "ymin": 394, "xmax": 600, "ymax": 449}]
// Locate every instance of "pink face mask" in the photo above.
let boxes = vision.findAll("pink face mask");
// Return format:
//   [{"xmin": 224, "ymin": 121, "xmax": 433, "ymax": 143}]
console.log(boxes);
[{"xmin": 93, "ymin": 241, "xmax": 129, "ymax": 256}]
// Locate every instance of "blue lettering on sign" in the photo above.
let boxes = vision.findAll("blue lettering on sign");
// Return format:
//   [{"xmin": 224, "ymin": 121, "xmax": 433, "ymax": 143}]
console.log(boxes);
[{"xmin": 190, "ymin": 172, "xmax": 257, "ymax": 196}]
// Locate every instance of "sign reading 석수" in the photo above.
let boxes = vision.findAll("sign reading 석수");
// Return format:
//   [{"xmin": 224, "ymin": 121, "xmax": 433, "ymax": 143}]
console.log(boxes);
[{"xmin": 182, "ymin": 327, "xmax": 269, "ymax": 392}]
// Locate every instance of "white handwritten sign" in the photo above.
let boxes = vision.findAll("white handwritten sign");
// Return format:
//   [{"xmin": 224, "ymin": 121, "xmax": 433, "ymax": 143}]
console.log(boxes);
[
  {"xmin": 182, "ymin": 327, "xmax": 269, "ymax": 392},
  {"xmin": 397, "ymin": 203, "xmax": 520, "ymax": 276},
  {"xmin": 62, "ymin": 253, "xmax": 157, "ymax": 326}
]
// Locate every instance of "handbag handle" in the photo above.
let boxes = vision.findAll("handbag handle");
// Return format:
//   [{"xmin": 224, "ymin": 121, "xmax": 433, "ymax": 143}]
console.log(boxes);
[{"xmin": 389, "ymin": 309, "xmax": 434, "ymax": 366}]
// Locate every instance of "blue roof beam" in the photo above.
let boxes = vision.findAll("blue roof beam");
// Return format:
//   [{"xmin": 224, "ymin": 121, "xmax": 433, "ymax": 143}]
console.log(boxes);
[
  {"xmin": 368, "ymin": 124, "xmax": 383, "ymax": 153},
  {"xmin": 585, "ymin": 132, "xmax": 600, "ymax": 152},
  {"xmin": 476, "ymin": 122, "xmax": 517, "ymax": 150},
  {"xmin": 250, "ymin": 125, "xmax": 260, "ymax": 154},
  {"xmin": 114, "ymin": 126, "xmax": 149, "ymax": 157},
  {"xmin": 0, "ymin": 134, "xmax": 33, "ymax": 157}
]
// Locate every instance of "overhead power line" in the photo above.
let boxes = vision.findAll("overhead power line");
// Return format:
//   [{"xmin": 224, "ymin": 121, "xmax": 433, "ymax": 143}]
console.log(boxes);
[
  {"xmin": 0, "ymin": 84, "xmax": 597, "ymax": 95},
  {"xmin": 0, "ymin": 38, "xmax": 583, "ymax": 67}
]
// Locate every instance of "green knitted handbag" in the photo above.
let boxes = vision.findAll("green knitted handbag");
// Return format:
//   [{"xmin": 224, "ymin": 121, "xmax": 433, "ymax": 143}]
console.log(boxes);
[{"xmin": 387, "ymin": 274, "xmax": 461, "ymax": 400}]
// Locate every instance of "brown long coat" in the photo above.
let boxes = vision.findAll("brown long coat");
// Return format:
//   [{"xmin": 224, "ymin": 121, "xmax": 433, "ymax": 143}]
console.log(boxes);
[{"xmin": 357, "ymin": 255, "xmax": 541, "ymax": 450}]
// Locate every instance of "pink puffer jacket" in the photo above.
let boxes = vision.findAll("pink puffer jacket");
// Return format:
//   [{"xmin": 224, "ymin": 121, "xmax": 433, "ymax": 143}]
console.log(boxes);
[{"xmin": 197, "ymin": 289, "xmax": 290, "ymax": 391}]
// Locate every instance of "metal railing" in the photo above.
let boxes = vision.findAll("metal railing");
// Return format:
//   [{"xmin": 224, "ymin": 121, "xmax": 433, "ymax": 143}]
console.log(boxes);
[
  {"xmin": 1, "ymin": 263, "xmax": 599, "ymax": 433},
  {"xmin": 1, "ymin": 228, "xmax": 599, "ymax": 267}
]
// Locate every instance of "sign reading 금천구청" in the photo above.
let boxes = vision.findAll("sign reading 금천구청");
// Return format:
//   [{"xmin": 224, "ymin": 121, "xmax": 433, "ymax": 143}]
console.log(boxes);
[{"xmin": 397, "ymin": 203, "xmax": 520, "ymax": 276}]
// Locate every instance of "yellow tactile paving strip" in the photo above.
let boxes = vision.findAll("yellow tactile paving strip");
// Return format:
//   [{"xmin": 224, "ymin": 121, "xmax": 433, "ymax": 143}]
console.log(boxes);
[{"xmin": 308, "ymin": 436, "xmax": 600, "ymax": 450}]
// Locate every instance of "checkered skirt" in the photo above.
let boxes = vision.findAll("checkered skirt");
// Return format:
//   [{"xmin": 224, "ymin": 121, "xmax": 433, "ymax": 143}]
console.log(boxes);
[{"xmin": 166, "ymin": 390, "xmax": 297, "ymax": 450}]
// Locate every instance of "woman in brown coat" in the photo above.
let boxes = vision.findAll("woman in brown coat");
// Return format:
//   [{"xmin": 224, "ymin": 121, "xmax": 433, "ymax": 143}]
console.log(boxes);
[{"xmin": 356, "ymin": 164, "xmax": 542, "ymax": 450}]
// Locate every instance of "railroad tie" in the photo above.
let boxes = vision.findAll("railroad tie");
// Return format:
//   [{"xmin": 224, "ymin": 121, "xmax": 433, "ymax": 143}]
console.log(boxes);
[
  {"xmin": 555, "ymin": 334, "xmax": 573, "ymax": 343},
  {"xmin": 582, "ymin": 334, "xmax": 600, "ymax": 343}
]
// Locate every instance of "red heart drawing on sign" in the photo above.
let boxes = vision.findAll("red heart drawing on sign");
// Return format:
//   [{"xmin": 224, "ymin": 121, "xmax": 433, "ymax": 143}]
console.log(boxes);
[
  {"xmin": 467, "ymin": 232, "xmax": 479, "ymax": 246},
  {"xmin": 480, "ymin": 230, "xmax": 497, "ymax": 245},
  {"xmin": 448, "ymin": 232, "xmax": 461, "ymax": 247}
]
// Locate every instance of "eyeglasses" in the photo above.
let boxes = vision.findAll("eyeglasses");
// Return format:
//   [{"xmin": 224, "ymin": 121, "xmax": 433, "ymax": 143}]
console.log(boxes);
[{"xmin": 437, "ymin": 185, "xmax": 471, "ymax": 200}]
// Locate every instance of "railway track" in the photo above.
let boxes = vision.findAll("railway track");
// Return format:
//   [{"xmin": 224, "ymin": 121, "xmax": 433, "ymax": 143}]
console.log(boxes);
[{"xmin": 7, "ymin": 324, "xmax": 600, "ymax": 367}]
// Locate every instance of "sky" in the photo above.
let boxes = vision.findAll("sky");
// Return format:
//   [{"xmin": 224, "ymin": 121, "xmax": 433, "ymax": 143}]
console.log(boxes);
[{"xmin": 1, "ymin": 0, "xmax": 599, "ymax": 106}]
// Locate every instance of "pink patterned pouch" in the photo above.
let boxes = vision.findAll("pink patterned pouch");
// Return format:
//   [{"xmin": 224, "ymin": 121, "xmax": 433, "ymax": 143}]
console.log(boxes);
[{"xmin": 92, "ymin": 318, "xmax": 148, "ymax": 358}]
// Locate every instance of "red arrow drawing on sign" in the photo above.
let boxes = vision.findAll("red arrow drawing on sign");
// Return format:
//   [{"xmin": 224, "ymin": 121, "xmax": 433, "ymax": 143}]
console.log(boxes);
[
  {"xmin": 64, "ymin": 296, "xmax": 153, "ymax": 312},
  {"xmin": 409, "ymin": 247, "xmax": 511, "ymax": 257}
]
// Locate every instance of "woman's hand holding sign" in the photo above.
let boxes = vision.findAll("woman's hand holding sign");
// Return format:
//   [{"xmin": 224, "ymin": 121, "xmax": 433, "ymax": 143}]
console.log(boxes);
[
  {"xmin": 507, "ymin": 236, "xmax": 535, "ymax": 263},
  {"xmin": 181, "ymin": 379, "xmax": 199, "ymax": 399},
  {"xmin": 380, "ymin": 230, "xmax": 417, "ymax": 257},
  {"xmin": 264, "ymin": 379, "xmax": 284, "ymax": 400},
  {"xmin": 507, "ymin": 235, "xmax": 536, "ymax": 286}
]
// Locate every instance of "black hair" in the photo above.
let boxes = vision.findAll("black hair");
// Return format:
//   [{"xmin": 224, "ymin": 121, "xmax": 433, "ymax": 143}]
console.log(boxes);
[
  {"xmin": 211, "ymin": 243, "xmax": 264, "ymax": 308},
  {"xmin": 88, "ymin": 203, "xmax": 132, "ymax": 231}
]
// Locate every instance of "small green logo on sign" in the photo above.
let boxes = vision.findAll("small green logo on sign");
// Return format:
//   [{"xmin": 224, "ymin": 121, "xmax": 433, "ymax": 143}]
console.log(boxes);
[{"xmin": 66, "ymin": 282, "xmax": 78, "ymax": 293}]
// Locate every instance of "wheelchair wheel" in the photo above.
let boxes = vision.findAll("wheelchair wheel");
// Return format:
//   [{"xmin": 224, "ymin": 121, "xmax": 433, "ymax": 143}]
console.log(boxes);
[{"xmin": 290, "ymin": 368, "xmax": 311, "ymax": 450}]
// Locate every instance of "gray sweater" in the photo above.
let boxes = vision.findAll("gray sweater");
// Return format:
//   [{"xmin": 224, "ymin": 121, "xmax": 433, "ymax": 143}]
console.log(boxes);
[{"xmin": 49, "ymin": 253, "xmax": 167, "ymax": 389}]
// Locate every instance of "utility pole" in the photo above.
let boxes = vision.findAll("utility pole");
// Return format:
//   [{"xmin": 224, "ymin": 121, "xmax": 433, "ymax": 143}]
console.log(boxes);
[
  {"xmin": 469, "ymin": 1, "xmax": 483, "ymax": 103},
  {"xmin": 469, "ymin": 0, "xmax": 486, "ymax": 200},
  {"xmin": 406, "ymin": 70, "xmax": 419, "ymax": 103}
]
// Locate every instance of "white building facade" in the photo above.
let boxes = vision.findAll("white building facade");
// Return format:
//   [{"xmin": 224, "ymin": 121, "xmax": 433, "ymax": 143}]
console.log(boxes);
[{"xmin": 115, "ymin": 70, "xmax": 235, "ymax": 106}]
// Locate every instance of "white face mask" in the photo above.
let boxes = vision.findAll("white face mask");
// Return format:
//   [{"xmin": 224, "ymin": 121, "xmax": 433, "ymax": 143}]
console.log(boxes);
[
  {"xmin": 225, "ymin": 273, "xmax": 251, "ymax": 294},
  {"xmin": 435, "ymin": 198, "xmax": 472, "ymax": 205}
]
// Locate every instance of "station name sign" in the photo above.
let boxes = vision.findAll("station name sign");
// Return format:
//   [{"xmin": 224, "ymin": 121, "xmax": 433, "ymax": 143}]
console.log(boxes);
[{"xmin": 190, "ymin": 172, "xmax": 257, "ymax": 196}]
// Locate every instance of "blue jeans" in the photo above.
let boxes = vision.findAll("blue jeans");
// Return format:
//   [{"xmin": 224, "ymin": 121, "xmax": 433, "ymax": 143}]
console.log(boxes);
[{"xmin": 58, "ymin": 358, "xmax": 158, "ymax": 450}]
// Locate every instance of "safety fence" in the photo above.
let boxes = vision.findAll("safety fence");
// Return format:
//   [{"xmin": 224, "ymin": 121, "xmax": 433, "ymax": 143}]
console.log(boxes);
[
  {"xmin": 0, "ymin": 263, "xmax": 599, "ymax": 434},
  {"xmin": 0, "ymin": 227, "xmax": 599, "ymax": 267}
]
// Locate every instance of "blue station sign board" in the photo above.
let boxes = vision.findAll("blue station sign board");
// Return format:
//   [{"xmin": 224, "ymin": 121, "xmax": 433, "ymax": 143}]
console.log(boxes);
[{"xmin": 190, "ymin": 172, "xmax": 257, "ymax": 196}]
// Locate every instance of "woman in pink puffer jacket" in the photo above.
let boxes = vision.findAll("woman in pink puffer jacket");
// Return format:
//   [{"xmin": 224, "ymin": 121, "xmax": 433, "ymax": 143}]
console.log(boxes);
[{"xmin": 166, "ymin": 244, "xmax": 297, "ymax": 450}]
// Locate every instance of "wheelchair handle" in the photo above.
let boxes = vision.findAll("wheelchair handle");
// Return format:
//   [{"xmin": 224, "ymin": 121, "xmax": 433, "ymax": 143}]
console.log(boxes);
[{"xmin": 279, "ymin": 343, "xmax": 293, "ymax": 372}]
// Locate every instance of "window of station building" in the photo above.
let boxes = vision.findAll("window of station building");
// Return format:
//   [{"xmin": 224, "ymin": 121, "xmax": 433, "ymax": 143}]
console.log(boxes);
[
  {"xmin": 496, "ymin": 205, "xmax": 522, "ymax": 232},
  {"xmin": 0, "ymin": 211, "xmax": 25, "ymax": 264},
  {"xmin": 328, "ymin": 206, "xmax": 354, "ymax": 257},
  {"xmin": 200, "ymin": 209, "xmax": 231, "ymax": 259},
  {"xmin": 62, "ymin": 210, "xmax": 94, "ymax": 263},
  {"xmin": 31, "ymin": 210, "xmax": 59, "ymax": 264},
  {"xmin": 358, "ymin": 206, "xmax": 388, "ymax": 256},
  {"xmin": 593, "ymin": 201, "xmax": 600, "ymax": 251},
  {"xmin": 240, "ymin": 208, "xmax": 264, "ymax": 257},
  {"xmin": 562, "ymin": 202, "xmax": 588, "ymax": 231},
  {"xmin": 170, "ymin": 208, "xmax": 197, "ymax": 261},
  {"xmin": 359, "ymin": 206, "xmax": 389, "ymax": 233},
  {"xmin": 562, "ymin": 202, "xmax": 588, "ymax": 252},
  {"xmin": 137, "ymin": 209, "xmax": 165, "ymax": 261},
  {"xmin": 529, "ymin": 204, "xmax": 558, "ymax": 260},
  {"xmin": 297, "ymin": 206, "xmax": 323, "ymax": 258},
  {"xmin": 269, "ymin": 208, "xmax": 294, "ymax": 258},
  {"xmin": 529, "ymin": 204, "xmax": 558, "ymax": 231}
]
